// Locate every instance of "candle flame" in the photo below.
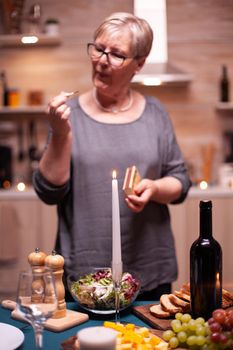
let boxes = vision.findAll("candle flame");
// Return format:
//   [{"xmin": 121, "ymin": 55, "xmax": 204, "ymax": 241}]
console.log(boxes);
[{"xmin": 112, "ymin": 170, "xmax": 117, "ymax": 179}]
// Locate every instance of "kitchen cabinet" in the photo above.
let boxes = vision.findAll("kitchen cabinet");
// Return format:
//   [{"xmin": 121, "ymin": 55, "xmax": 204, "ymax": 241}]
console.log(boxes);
[
  {"xmin": 0, "ymin": 189, "xmax": 57, "ymax": 301},
  {"xmin": 170, "ymin": 188, "xmax": 233, "ymax": 293}
]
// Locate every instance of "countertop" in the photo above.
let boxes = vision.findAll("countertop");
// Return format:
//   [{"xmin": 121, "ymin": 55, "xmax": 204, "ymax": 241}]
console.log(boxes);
[
  {"xmin": 1, "ymin": 185, "xmax": 233, "ymax": 200},
  {"xmin": 0, "ymin": 187, "xmax": 40, "ymax": 200}
]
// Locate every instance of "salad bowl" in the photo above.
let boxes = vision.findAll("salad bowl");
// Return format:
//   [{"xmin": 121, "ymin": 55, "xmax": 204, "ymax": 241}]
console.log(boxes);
[{"xmin": 67, "ymin": 267, "xmax": 140, "ymax": 315}]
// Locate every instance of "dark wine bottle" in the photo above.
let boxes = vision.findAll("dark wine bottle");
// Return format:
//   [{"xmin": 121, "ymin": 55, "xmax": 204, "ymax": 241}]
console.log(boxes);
[
  {"xmin": 0, "ymin": 71, "xmax": 9, "ymax": 106},
  {"xmin": 190, "ymin": 200, "xmax": 222, "ymax": 320},
  {"xmin": 220, "ymin": 65, "xmax": 230, "ymax": 102}
]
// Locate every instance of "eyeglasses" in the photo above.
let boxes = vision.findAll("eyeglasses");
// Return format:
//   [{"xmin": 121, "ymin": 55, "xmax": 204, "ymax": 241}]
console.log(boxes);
[{"xmin": 87, "ymin": 43, "xmax": 133, "ymax": 67}]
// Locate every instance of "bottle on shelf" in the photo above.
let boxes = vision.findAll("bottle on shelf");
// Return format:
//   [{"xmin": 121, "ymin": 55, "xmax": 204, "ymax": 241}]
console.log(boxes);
[
  {"xmin": 220, "ymin": 64, "xmax": 230, "ymax": 102},
  {"xmin": 0, "ymin": 72, "xmax": 3, "ymax": 107},
  {"xmin": 190, "ymin": 200, "xmax": 222, "ymax": 320},
  {"xmin": 0, "ymin": 71, "xmax": 9, "ymax": 106}
]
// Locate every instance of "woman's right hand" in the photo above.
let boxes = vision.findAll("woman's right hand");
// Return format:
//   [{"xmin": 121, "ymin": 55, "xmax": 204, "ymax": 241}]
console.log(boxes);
[
  {"xmin": 47, "ymin": 92, "xmax": 72, "ymax": 136},
  {"xmin": 39, "ymin": 92, "xmax": 73, "ymax": 185}
]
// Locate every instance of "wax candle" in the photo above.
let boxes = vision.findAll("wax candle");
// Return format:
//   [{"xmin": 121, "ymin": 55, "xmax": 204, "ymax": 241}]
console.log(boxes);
[
  {"xmin": 112, "ymin": 170, "xmax": 122, "ymax": 282},
  {"xmin": 78, "ymin": 326, "xmax": 117, "ymax": 350}
]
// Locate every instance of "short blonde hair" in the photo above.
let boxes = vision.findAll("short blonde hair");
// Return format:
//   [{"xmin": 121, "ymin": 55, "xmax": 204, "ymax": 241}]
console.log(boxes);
[{"xmin": 93, "ymin": 12, "xmax": 153, "ymax": 59}]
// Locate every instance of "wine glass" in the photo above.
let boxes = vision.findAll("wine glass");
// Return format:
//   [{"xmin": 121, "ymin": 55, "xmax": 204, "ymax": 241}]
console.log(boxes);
[
  {"xmin": 112, "ymin": 262, "xmax": 123, "ymax": 324},
  {"xmin": 113, "ymin": 280, "xmax": 121, "ymax": 323},
  {"xmin": 16, "ymin": 267, "xmax": 58, "ymax": 350}
]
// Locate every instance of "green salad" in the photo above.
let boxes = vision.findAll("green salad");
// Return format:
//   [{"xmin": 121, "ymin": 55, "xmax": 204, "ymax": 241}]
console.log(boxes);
[{"xmin": 71, "ymin": 268, "xmax": 140, "ymax": 310}]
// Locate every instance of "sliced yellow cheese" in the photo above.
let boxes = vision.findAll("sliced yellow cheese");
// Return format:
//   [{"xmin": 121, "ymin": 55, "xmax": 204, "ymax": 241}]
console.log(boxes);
[{"xmin": 104, "ymin": 322, "xmax": 168, "ymax": 350}]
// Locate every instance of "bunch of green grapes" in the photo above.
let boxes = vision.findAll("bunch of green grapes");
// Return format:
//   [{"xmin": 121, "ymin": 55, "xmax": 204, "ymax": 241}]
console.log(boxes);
[
  {"xmin": 162, "ymin": 309, "xmax": 233, "ymax": 349},
  {"xmin": 162, "ymin": 312, "xmax": 209, "ymax": 349}
]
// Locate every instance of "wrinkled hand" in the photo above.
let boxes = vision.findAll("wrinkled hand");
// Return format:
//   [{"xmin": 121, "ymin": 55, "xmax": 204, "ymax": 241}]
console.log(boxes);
[
  {"xmin": 47, "ymin": 92, "xmax": 72, "ymax": 136},
  {"xmin": 125, "ymin": 179, "xmax": 157, "ymax": 213}
]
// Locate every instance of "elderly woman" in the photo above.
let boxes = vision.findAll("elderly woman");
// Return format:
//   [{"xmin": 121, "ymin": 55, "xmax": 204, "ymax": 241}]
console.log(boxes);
[{"xmin": 33, "ymin": 12, "xmax": 191, "ymax": 300}]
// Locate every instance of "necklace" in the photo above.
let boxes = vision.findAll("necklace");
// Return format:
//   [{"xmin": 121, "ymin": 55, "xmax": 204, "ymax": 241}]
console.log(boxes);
[{"xmin": 93, "ymin": 88, "xmax": 133, "ymax": 114}]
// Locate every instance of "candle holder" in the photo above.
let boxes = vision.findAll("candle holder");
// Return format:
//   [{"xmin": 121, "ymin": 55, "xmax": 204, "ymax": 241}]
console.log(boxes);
[{"xmin": 78, "ymin": 326, "xmax": 117, "ymax": 350}]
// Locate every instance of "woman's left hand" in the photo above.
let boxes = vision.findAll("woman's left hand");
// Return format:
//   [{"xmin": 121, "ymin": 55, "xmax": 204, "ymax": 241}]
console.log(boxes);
[
  {"xmin": 125, "ymin": 179, "xmax": 157, "ymax": 213},
  {"xmin": 125, "ymin": 176, "xmax": 183, "ymax": 212}
]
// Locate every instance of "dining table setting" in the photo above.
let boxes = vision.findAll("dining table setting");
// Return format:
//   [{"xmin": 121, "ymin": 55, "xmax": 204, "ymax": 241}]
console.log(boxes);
[
  {"xmin": 0, "ymin": 168, "xmax": 165, "ymax": 350},
  {"xmin": 0, "ymin": 299, "xmax": 169, "ymax": 350},
  {"xmin": 1, "ymin": 170, "xmax": 233, "ymax": 350}
]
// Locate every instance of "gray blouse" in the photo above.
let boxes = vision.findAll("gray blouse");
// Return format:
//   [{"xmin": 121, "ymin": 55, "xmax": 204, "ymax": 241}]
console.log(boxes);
[{"xmin": 33, "ymin": 95, "xmax": 191, "ymax": 292}]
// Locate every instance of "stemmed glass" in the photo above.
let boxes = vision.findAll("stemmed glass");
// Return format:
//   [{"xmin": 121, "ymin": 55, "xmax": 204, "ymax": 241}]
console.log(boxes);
[
  {"xmin": 112, "ymin": 262, "xmax": 122, "ymax": 324},
  {"xmin": 113, "ymin": 280, "xmax": 121, "ymax": 323},
  {"xmin": 16, "ymin": 267, "xmax": 58, "ymax": 350}
]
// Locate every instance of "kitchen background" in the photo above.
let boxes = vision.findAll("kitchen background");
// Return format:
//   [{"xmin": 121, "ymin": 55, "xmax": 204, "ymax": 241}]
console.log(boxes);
[
  {"xmin": 0, "ymin": 0, "xmax": 233, "ymax": 300},
  {"xmin": 0, "ymin": 0, "xmax": 233, "ymax": 186}
]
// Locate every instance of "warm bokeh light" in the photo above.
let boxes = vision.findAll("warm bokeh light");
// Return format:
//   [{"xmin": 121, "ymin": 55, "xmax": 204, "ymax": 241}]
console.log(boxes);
[
  {"xmin": 216, "ymin": 272, "xmax": 220, "ymax": 289},
  {"xmin": 21, "ymin": 36, "xmax": 39, "ymax": 44},
  {"xmin": 2, "ymin": 180, "xmax": 11, "ymax": 189},
  {"xmin": 142, "ymin": 77, "xmax": 162, "ymax": 86},
  {"xmin": 199, "ymin": 180, "xmax": 208, "ymax": 190},
  {"xmin": 16, "ymin": 182, "xmax": 26, "ymax": 191}
]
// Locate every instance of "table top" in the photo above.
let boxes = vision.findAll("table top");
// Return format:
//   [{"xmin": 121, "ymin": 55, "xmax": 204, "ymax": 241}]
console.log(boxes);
[{"xmin": 0, "ymin": 301, "xmax": 153, "ymax": 350}]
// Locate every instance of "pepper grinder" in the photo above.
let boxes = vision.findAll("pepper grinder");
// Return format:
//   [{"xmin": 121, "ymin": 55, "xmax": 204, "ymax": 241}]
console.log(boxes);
[
  {"xmin": 28, "ymin": 247, "xmax": 47, "ymax": 303},
  {"xmin": 45, "ymin": 250, "xmax": 66, "ymax": 318}
]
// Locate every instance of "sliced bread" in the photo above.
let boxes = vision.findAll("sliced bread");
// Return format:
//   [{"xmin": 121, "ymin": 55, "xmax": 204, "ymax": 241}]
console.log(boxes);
[
  {"xmin": 149, "ymin": 304, "xmax": 171, "ymax": 318},
  {"xmin": 168, "ymin": 293, "xmax": 190, "ymax": 312},
  {"xmin": 160, "ymin": 294, "xmax": 183, "ymax": 314}
]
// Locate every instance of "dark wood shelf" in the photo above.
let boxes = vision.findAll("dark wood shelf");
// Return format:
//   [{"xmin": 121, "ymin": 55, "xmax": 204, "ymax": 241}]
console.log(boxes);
[
  {"xmin": 0, "ymin": 34, "xmax": 61, "ymax": 47},
  {"xmin": 0, "ymin": 106, "xmax": 46, "ymax": 119}
]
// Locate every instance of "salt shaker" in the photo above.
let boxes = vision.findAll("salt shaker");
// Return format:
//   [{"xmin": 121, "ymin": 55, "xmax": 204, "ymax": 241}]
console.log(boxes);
[{"xmin": 45, "ymin": 250, "xmax": 66, "ymax": 318}]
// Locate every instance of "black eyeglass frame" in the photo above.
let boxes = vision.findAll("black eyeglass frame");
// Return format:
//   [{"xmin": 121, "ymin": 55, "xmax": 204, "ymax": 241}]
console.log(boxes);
[{"xmin": 87, "ymin": 42, "xmax": 135, "ymax": 67}]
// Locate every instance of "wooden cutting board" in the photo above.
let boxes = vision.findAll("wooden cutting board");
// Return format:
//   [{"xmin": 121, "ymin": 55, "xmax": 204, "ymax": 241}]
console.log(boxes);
[
  {"xmin": 2, "ymin": 299, "xmax": 89, "ymax": 332},
  {"xmin": 132, "ymin": 303, "xmax": 173, "ymax": 330},
  {"xmin": 132, "ymin": 303, "xmax": 233, "ymax": 331},
  {"xmin": 11, "ymin": 308, "xmax": 89, "ymax": 332}
]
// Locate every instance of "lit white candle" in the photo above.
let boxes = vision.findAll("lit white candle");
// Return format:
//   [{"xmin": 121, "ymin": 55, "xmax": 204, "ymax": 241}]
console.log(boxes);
[
  {"xmin": 112, "ymin": 170, "xmax": 122, "ymax": 282},
  {"xmin": 78, "ymin": 326, "xmax": 117, "ymax": 350}
]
